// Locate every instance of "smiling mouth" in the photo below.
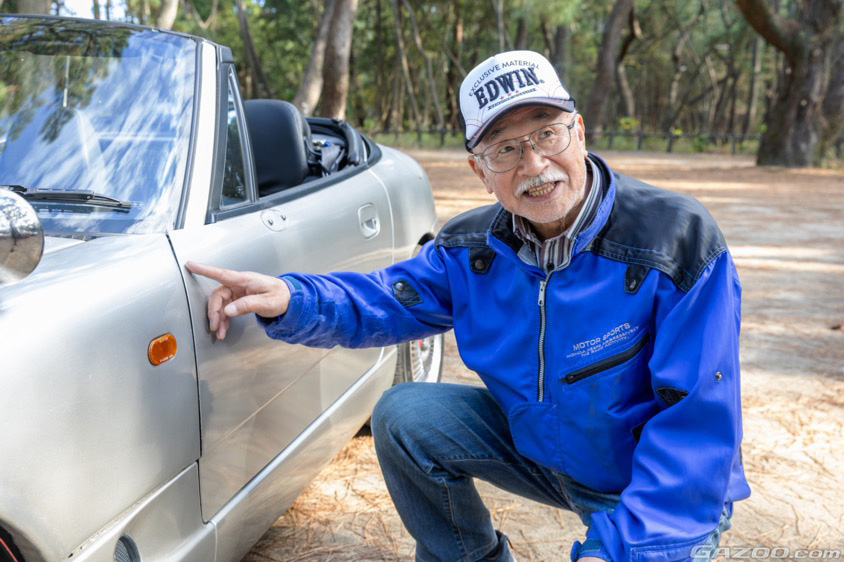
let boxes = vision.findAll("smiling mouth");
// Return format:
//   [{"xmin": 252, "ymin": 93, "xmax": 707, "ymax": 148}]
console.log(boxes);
[{"xmin": 524, "ymin": 181, "xmax": 559, "ymax": 198}]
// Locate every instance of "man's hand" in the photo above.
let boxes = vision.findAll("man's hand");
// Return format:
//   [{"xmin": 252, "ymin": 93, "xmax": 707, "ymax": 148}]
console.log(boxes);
[
  {"xmin": 185, "ymin": 262, "xmax": 291, "ymax": 340},
  {"xmin": 578, "ymin": 558, "xmax": 605, "ymax": 562}
]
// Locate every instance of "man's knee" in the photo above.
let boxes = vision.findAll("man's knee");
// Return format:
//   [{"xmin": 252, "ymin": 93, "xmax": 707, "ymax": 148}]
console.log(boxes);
[
  {"xmin": 371, "ymin": 382, "xmax": 433, "ymax": 445},
  {"xmin": 372, "ymin": 382, "xmax": 482, "ymax": 456},
  {"xmin": 372, "ymin": 383, "xmax": 502, "ymax": 452}
]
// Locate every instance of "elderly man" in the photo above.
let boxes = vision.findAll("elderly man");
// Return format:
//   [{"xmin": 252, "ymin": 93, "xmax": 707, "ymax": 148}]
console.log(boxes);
[{"xmin": 187, "ymin": 51, "xmax": 749, "ymax": 562}]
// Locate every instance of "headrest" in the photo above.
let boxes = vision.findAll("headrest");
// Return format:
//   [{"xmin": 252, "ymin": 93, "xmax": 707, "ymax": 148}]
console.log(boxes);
[{"xmin": 243, "ymin": 100, "xmax": 314, "ymax": 196}]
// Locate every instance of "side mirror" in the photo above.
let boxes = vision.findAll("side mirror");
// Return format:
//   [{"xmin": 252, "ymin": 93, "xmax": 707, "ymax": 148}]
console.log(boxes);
[{"xmin": 0, "ymin": 189, "xmax": 44, "ymax": 285}]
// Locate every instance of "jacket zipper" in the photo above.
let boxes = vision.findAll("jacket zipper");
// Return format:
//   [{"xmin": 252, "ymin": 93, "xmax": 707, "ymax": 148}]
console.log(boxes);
[
  {"xmin": 537, "ymin": 277, "xmax": 549, "ymax": 401},
  {"xmin": 533, "ymin": 187, "xmax": 588, "ymax": 402},
  {"xmin": 561, "ymin": 332, "xmax": 651, "ymax": 385}
]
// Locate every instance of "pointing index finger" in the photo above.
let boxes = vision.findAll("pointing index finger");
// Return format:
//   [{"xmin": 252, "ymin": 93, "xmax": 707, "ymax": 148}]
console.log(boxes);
[{"xmin": 185, "ymin": 261, "xmax": 244, "ymax": 286}]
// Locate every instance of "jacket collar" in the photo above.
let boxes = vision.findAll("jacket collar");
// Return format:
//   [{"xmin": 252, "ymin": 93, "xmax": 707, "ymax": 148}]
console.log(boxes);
[{"xmin": 574, "ymin": 152, "xmax": 615, "ymax": 254}]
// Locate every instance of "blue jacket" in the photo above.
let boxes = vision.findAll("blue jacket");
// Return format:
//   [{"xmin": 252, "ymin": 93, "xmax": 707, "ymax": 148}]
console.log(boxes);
[{"xmin": 263, "ymin": 153, "xmax": 751, "ymax": 561}]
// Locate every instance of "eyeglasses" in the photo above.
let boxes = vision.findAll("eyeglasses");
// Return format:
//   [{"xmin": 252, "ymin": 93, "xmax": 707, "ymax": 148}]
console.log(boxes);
[{"xmin": 474, "ymin": 115, "xmax": 578, "ymax": 173}]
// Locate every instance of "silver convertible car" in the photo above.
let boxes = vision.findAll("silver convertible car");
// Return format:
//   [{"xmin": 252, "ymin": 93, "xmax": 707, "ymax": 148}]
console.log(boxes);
[{"xmin": 0, "ymin": 16, "xmax": 442, "ymax": 562}]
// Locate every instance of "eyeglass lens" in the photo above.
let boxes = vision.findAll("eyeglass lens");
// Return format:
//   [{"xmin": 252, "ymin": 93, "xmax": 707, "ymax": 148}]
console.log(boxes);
[{"xmin": 483, "ymin": 122, "xmax": 573, "ymax": 172}]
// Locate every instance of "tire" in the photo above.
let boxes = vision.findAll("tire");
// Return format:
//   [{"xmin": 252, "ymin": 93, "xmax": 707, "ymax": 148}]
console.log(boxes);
[
  {"xmin": 394, "ymin": 332, "xmax": 444, "ymax": 384},
  {"xmin": 392, "ymin": 240, "xmax": 443, "ymax": 385},
  {"xmin": 0, "ymin": 525, "xmax": 24, "ymax": 562},
  {"xmin": 362, "ymin": 332, "xmax": 443, "ymax": 432}
]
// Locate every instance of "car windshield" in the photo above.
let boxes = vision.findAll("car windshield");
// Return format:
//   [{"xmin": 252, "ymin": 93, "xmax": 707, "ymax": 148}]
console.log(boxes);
[{"xmin": 0, "ymin": 18, "xmax": 197, "ymax": 235}]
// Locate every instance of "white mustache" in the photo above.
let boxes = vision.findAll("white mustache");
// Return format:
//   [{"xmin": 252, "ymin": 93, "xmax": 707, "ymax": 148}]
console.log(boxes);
[{"xmin": 516, "ymin": 174, "xmax": 567, "ymax": 196}]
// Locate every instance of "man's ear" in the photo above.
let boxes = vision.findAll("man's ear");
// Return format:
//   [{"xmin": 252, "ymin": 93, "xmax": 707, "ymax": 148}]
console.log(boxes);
[
  {"xmin": 467, "ymin": 155, "xmax": 494, "ymax": 194},
  {"xmin": 574, "ymin": 113, "xmax": 587, "ymax": 150}
]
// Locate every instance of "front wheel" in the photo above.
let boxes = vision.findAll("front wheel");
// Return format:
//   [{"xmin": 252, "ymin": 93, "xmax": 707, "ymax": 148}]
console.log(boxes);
[{"xmin": 394, "ymin": 333, "xmax": 444, "ymax": 384}]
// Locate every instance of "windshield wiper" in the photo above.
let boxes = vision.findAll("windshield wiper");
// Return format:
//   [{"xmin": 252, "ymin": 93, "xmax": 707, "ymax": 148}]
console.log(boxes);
[{"xmin": 2, "ymin": 185, "xmax": 133, "ymax": 210}]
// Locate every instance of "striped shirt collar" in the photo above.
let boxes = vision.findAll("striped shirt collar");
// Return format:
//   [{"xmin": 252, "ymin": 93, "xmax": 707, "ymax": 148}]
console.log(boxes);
[{"xmin": 512, "ymin": 157, "xmax": 602, "ymax": 273}]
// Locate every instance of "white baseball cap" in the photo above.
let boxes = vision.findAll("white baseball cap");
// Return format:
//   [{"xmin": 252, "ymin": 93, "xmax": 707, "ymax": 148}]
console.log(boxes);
[{"xmin": 459, "ymin": 50, "xmax": 575, "ymax": 151}]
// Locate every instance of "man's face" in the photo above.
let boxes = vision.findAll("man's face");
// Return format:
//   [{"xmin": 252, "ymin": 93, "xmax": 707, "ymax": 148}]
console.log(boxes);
[{"xmin": 467, "ymin": 106, "xmax": 588, "ymax": 237}]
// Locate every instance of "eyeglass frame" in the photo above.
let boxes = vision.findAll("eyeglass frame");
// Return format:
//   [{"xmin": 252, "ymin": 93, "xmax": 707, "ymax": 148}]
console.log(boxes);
[{"xmin": 472, "ymin": 113, "xmax": 580, "ymax": 173}]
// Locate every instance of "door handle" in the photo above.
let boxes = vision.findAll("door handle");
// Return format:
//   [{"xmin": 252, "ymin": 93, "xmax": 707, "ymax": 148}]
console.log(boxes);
[
  {"xmin": 260, "ymin": 210, "xmax": 288, "ymax": 232},
  {"xmin": 358, "ymin": 204, "xmax": 380, "ymax": 239}
]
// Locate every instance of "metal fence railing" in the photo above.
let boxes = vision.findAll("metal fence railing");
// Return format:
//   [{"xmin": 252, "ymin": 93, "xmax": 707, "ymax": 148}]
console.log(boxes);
[
  {"xmin": 366, "ymin": 128, "xmax": 844, "ymax": 159},
  {"xmin": 594, "ymin": 130, "xmax": 757, "ymax": 155}
]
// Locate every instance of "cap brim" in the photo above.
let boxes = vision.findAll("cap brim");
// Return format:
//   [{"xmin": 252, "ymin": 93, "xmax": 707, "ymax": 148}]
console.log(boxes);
[{"xmin": 465, "ymin": 98, "xmax": 576, "ymax": 151}]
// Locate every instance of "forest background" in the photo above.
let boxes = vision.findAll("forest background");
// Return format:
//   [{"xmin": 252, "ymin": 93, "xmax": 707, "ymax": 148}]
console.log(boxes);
[{"xmin": 4, "ymin": 0, "xmax": 842, "ymax": 167}]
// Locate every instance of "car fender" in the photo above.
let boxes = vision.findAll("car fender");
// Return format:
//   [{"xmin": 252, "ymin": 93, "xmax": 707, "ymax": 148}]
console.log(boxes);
[
  {"xmin": 0, "ymin": 234, "xmax": 200, "ymax": 560},
  {"xmin": 369, "ymin": 145, "xmax": 438, "ymax": 262}
]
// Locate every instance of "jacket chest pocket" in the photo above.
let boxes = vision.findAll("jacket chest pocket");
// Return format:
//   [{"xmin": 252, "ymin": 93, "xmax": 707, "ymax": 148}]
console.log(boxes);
[
  {"xmin": 561, "ymin": 332, "xmax": 651, "ymax": 385},
  {"xmin": 555, "ymin": 331, "xmax": 655, "ymax": 492}
]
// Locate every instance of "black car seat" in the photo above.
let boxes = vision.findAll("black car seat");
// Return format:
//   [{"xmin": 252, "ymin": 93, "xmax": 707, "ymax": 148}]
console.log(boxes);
[{"xmin": 243, "ymin": 100, "xmax": 320, "ymax": 197}]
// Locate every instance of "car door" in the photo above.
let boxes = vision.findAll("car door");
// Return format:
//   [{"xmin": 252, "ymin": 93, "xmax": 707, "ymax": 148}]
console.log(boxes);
[{"xmin": 168, "ymin": 64, "xmax": 394, "ymax": 521}]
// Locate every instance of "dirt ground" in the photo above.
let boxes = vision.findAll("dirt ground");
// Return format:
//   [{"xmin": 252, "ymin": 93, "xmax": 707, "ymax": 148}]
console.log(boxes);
[{"xmin": 244, "ymin": 150, "xmax": 844, "ymax": 561}]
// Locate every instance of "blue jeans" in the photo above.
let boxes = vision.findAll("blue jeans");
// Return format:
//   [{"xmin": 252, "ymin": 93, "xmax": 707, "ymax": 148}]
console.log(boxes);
[{"xmin": 370, "ymin": 383, "xmax": 730, "ymax": 562}]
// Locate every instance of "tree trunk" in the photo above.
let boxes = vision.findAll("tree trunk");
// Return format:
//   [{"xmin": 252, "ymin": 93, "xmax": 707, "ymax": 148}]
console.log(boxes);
[
  {"xmin": 491, "ymin": 0, "xmax": 511, "ymax": 52},
  {"xmin": 244, "ymin": 73, "xmax": 253, "ymax": 100},
  {"xmin": 711, "ymin": 63, "xmax": 738, "ymax": 133},
  {"xmin": 293, "ymin": 0, "xmax": 337, "ymax": 116},
  {"xmin": 742, "ymin": 36, "xmax": 764, "ymax": 139},
  {"xmin": 615, "ymin": 8, "xmax": 640, "ymax": 120},
  {"xmin": 616, "ymin": 63, "xmax": 635, "ymax": 119},
  {"xmin": 660, "ymin": 45, "xmax": 720, "ymax": 134},
  {"xmin": 445, "ymin": 4, "xmax": 463, "ymax": 130},
  {"xmin": 819, "ymin": 36, "xmax": 844, "ymax": 154},
  {"xmin": 320, "ymin": 0, "xmax": 359, "ymax": 119},
  {"xmin": 736, "ymin": 0, "xmax": 842, "ymax": 167},
  {"xmin": 703, "ymin": 54, "xmax": 721, "ymax": 132},
  {"xmin": 726, "ymin": 73, "xmax": 739, "ymax": 137},
  {"xmin": 584, "ymin": 0, "xmax": 634, "ymax": 140},
  {"xmin": 515, "ymin": 17, "xmax": 528, "ymax": 50},
  {"xmin": 374, "ymin": 0, "xmax": 384, "ymax": 126},
  {"xmin": 540, "ymin": 21, "xmax": 554, "ymax": 59},
  {"xmin": 389, "ymin": 47, "xmax": 402, "ymax": 131},
  {"xmin": 236, "ymin": 0, "xmax": 275, "ymax": 98},
  {"xmin": 401, "ymin": 0, "xmax": 444, "ymax": 129},
  {"xmin": 92, "ymin": 0, "xmax": 100, "ymax": 19},
  {"xmin": 432, "ymin": 1, "xmax": 466, "ymax": 79},
  {"xmin": 348, "ymin": 46, "xmax": 367, "ymax": 127},
  {"xmin": 659, "ymin": 3, "xmax": 711, "ymax": 131},
  {"xmin": 542, "ymin": 23, "xmax": 570, "ymax": 85},
  {"xmin": 185, "ymin": 0, "xmax": 219, "ymax": 31},
  {"xmin": 553, "ymin": 25, "xmax": 569, "ymax": 84},
  {"xmin": 157, "ymin": 0, "xmax": 178, "ymax": 29},
  {"xmin": 386, "ymin": 0, "xmax": 421, "ymax": 130},
  {"xmin": 661, "ymin": 31, "xmax": 685, "ymax": 130},
  {"xmin": 16, "ymin": 0, "xmax": 50, "ymax": 13}
]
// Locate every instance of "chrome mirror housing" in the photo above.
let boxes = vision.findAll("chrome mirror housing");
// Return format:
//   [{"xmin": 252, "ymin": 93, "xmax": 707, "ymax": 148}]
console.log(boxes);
[{"xmin": 0, "ymin": 189, "xmax": 44, "ymax": 285}]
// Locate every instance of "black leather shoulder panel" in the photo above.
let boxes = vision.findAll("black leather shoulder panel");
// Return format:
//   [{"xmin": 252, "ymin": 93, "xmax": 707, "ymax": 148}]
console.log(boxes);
[
  {"xmin": 587, "ymin": 174, "xmax": 727, "ymax": 292},
  {"xmin": 435, "ymin": 204, "xmax": 502, "ymax": 249}
]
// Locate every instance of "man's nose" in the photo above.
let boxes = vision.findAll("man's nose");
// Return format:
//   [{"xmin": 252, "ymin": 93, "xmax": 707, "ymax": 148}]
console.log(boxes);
[{"xmin": 518, "ymin": 142, "xmax": 550, "ymax": 175}]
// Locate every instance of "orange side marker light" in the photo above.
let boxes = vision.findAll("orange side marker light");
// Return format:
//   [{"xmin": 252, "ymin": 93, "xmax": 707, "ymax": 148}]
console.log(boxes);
[{"xmin": 149, "ymin": 334, "xmax": 178, "ymax": 365}]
